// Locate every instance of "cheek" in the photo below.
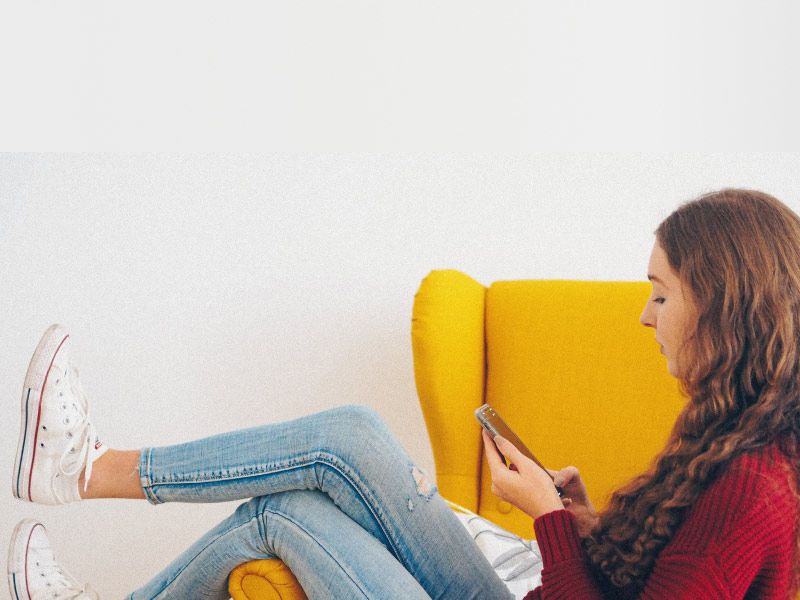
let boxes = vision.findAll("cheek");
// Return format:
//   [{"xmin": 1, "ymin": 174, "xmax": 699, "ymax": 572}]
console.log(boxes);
[
  {"xmin": 663, "ymin": 312, "xmax": 675, "ymax": 336},
  {"xmin": 661, "ymin": 312, "xmax": 681, "ymax": 345}
]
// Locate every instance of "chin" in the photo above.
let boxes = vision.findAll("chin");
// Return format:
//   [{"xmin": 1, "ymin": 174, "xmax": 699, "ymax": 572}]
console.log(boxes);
[
  {"xmin": 666, "ymin": 361, "xmax": 687, "ymax": 380},
  {"xmin": 666, "ymin": 360, "xmax": 677, "ymax": 378}
]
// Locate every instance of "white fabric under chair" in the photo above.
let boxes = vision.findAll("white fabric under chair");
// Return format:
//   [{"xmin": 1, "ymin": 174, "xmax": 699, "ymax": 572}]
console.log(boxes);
[{"xmin": 448, "ymin": 501, "xmax": 543, "ymax": 599}]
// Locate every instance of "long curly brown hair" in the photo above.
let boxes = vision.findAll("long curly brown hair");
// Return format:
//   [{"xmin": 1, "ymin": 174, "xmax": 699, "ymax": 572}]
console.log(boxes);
[{"xmin": 583, "ymin": 188, "xmax": 800, "ymax": 595}]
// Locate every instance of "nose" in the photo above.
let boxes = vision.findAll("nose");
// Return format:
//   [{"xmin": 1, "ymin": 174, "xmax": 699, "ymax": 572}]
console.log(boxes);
[{"xmin": 640, "ymin": 302, "xmax": 655, "ymax": 328}]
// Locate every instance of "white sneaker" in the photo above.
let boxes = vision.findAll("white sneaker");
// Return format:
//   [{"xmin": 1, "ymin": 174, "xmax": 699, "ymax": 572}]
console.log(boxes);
[
  {"xmin": 7, "ymin": 519, "xmax": 98, "ymax": 600},
  {"xmin": 12, "ymin": 324, "xmax": 108, "ymax": 505}
]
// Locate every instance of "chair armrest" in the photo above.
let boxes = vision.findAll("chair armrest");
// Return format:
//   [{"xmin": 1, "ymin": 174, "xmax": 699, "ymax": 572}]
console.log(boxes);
[
  {"xmin": 412, "ymin": 269, "xmax": 487, "ymax": 510},
  {"xmin": 228, "ymin": 559, "xmax": 308, "ymax": 600}
]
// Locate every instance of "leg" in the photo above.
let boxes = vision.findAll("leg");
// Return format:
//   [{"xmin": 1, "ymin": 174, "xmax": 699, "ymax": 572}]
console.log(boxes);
[
  {"xmin": 80, "ymin": 449, "xmax": 144, "ymax": 499},
  {"xmin": 14, "ymin": 327, "xmax": 509, "ymax": 597},
  {"xmin": 136, "ymin": 405, "xmax": 512, "ymax": 599},
  {"xmin": 129, "ymin": 489, "xmax": 432, "ymax": 600}
]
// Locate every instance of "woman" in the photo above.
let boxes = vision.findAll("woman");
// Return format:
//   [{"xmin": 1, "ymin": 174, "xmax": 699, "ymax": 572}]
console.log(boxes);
[{"xmin": 9, "ymin": 188, "xmax": 799, "ymax": 599}]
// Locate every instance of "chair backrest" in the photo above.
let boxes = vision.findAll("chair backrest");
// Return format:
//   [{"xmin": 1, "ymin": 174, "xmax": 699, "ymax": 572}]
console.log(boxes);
[{"xmin": 412, "ymin": 269, "xmax": 685, "ymax": 537}]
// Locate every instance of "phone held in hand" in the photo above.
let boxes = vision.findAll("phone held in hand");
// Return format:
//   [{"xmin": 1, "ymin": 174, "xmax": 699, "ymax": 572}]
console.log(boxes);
[{"xmin": 475, "ymin": 403, "xmax": 564, "ymax": 497}]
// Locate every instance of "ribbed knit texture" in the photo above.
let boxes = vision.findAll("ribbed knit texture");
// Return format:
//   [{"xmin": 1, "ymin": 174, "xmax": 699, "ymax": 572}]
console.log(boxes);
[{"xmin": 523, "ymin": 442, "xmax": 798, "ymax": 599}]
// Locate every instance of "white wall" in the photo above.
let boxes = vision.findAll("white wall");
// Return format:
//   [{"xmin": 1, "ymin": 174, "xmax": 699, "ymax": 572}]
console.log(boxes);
[
  {"xmin": 1, "ymin": 153, "xmax": 799, "ymax": 596},
  {"xmin": 2, "ymin": 2, "xmax": 800, "ymax": 150}
]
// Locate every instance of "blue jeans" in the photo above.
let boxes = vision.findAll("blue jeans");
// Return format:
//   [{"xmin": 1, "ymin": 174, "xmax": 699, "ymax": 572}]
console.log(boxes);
[{"xmin": 128, "ymin": 405, "xmax": 514, "ymax": 599}]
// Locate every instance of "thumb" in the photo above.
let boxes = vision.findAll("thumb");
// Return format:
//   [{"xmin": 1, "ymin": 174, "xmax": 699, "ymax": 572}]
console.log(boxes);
[{"xmin": 494, "ymin": 435, "xmax": 521, "ymax": 459}]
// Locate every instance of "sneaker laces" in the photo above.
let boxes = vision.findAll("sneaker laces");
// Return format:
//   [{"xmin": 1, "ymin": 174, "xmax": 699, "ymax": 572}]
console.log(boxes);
[
  {"xmin": 55, "ymin": 366, "xmax": 105, "ymax": 497},
  {"xmin": 33, "ymin": 581, "xmax": 99, "ymax": 600},
  {"xmin": 28, "ymin": 546, "xmax": 99, "ymax": 600}
]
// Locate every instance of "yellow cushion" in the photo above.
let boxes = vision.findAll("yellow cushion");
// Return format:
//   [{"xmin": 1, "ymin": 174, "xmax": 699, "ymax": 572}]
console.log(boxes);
[{"xmin": 228, "ymin": 559, "xmax": 307, "ymax": 600}]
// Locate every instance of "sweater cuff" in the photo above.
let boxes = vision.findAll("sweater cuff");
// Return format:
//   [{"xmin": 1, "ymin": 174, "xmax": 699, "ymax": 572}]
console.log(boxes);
[{"xmin": 533, "ymin": 509, "xmax": 586, "ymax": 567}]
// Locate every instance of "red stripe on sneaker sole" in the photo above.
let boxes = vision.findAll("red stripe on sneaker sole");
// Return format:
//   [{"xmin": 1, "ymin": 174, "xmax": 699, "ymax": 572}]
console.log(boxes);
[
  {"xmin": 24, "ymin": 522, "xmax": 44, "ymax": 600},
  {"xmin": 26, "ymin": 334, "xmax": 69, "ymax": 502}
]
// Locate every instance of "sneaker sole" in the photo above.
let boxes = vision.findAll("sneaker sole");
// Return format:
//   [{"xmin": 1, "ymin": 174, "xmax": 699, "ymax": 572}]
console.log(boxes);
[
  {"xmin": 7, "ymin": 518, "xmax": 42, "ymax": 600},
  {"xmin": 12, "ymin": 324, "xmax": 70, "ymax": 502}
]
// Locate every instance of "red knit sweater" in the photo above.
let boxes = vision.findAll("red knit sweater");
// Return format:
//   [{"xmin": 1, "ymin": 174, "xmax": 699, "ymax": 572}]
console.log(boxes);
[{"xmin": 524, "ymin": 442, "xmax": 798, "ymax": 599}]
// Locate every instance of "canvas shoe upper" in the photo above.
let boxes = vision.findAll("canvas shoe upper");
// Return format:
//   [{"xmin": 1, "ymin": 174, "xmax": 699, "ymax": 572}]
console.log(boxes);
[
  {"xmin": 13, "ymin": 324, "xmax": 108, "ymax": 505},
  {"xmin": 7, "ymin": 519, "xmax": 98, "ymax": 600}
]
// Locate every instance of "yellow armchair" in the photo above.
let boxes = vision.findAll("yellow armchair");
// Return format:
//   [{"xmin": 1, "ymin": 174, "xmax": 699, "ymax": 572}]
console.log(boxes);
[
  {"xmin": 229, "ymin": 270, "xmax": 684, "ymax": 598},
  {"xmin": 411, "ymin": 270, "xmax": 683, "ymax": 536}
]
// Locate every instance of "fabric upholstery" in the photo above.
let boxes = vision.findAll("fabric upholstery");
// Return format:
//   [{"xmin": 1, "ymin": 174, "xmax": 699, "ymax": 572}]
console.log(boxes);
[{"xmin": 228, "ymin": 558, "xmax": 307, "ymax": 600}]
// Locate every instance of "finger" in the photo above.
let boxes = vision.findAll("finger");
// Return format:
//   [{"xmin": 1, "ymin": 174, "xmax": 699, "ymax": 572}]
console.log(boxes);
[
  {"xmin": 554, "ymin": 466, "xmax": 579, "ymax": 487},
  {"xmin": 493, "ymin": 435, "xmax": 523, "ymax": 462},
  {"xmin": 482, "ymin": 430, "xmax": 506, "ymax": 470},
  {"xmin": 560, "ymin": 466, "xmax": 579, "ymax": 480},
  {"xmin": 495, "ymin": 435, "xmax": 546, "ymax": 477}
]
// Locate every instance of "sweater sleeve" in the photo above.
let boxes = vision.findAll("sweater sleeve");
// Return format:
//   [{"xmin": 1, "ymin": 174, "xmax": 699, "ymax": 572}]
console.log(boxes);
[
  {"xmin": 522, "ymin": 510, "xmax": 606, "ymax": 599},
  {"xmin": 523, "ymin": 451, "xmax": 796, "ymax": 600},
  {"xmin": 522, "ymin": 510, "xmax": 731, "ymax": 600}
]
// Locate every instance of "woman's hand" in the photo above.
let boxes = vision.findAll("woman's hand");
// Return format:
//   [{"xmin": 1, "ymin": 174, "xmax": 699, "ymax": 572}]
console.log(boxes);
[
  {"xmin": 546, "ymin": 465, "xmax": 599, "ymax": 538},
  {"xmin": 482, "ymin": 429, "xmax": 564, "ymax": 520}
]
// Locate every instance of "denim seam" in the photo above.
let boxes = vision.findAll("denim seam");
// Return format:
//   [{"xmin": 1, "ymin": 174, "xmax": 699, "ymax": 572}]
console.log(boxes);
[
  {"xmin": 312, "ymin": 454, "xmax": 413, "ymax": 575},
  {"xmin": 140, "ymin": 448, "xmax": 161, "ymax": 505},
  {"xmin": 145, "ymin": 509, "xmax": 381, "ymax": 600},
  {"xmin": 258, "ymin": 507, "xmax": 374, "ymax": 600},
  {"xmin": 143, "ymin": 450, "xmax": 408, "ymax": 569},
  {"xmin": 147, "ymin": 515, "xmax": 273, "ymax": 599},
  {"xmin": 142, "ymin": 451, "xmax": 358, "ymax": 486}
]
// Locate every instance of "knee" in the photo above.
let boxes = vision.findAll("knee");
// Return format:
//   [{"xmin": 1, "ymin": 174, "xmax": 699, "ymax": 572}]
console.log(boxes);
[
  {"xmin": 333, "ymin": 405, "xmax": 390, "ymax": 437},
  {"xmin": 326, "ymin": 405, "xmax": 399, "ymax": 455},
  {"xmin": 250, "ymin": 491, "xmax": 337, "ymax": 554}
]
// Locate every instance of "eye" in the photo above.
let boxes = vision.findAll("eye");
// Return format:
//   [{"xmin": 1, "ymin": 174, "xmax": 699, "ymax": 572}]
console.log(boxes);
[{"xmin": 653, "ymin": 297, "xmax": 665, "ymax": 304}]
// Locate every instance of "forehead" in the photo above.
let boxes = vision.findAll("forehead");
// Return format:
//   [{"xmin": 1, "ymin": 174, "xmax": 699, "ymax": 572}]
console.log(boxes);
[{"xmin": 647, "ymin": 242, "xmax": 678, "ymax": 286}]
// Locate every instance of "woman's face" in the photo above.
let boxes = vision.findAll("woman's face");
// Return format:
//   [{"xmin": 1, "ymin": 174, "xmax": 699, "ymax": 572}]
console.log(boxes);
[{"xmin": 639, "ymin": 240, "xmax": 696, "ymax": 378}]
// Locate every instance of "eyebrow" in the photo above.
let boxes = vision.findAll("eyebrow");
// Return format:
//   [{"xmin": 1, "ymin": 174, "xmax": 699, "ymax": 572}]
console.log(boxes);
[{"xmin": 647, "ymin": 274, "xmax": 666, "ymax": 285}]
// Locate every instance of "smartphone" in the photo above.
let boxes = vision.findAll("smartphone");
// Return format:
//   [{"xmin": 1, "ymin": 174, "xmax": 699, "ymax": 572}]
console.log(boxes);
[{"xmin": 475, "ymin": 403, "xmax": 564, "ymax": 497}]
